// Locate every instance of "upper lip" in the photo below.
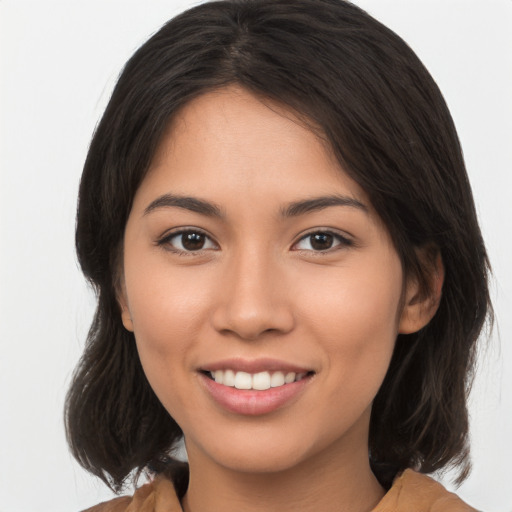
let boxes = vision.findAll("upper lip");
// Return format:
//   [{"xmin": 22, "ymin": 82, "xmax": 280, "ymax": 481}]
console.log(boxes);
[{"xmin": 200, "ymin": 357, "xmax": 313, "ymax": 374}]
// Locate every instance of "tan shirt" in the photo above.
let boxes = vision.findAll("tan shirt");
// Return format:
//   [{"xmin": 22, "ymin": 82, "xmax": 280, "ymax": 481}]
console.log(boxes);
[{"xmin": 83, "ymin": 469, "xmax": 477, "ymax": 512}]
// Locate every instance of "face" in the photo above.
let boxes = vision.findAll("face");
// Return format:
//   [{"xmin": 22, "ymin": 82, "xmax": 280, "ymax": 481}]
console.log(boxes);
[{"xmin": 119, "ymin": 86, "xmax": 424, "ymax": 475}]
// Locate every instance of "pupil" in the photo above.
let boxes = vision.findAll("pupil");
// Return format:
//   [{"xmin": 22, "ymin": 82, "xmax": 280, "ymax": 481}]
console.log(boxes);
[
  {"xmin": 311, "ymin": 233, "xmax": 333, "ymax": 250},
  {"xmin": 182, "ymin": 232, "xmax": 205, "ymax": 250}
]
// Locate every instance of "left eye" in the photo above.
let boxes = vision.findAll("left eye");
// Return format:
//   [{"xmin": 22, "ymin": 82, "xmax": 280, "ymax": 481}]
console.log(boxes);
[
  {"xmin": 164, "ymin": 230, "xmax": 217, "ymax": 252},
  {"xmin": 294, "ymin": 231, "xmax": 350, "ymax": 251}
]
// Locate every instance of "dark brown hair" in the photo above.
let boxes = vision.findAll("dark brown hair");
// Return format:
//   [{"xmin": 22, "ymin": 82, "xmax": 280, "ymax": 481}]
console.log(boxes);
[{"xmin": 65, "ymin": 0, "xmax": 492, "ymax": 492}]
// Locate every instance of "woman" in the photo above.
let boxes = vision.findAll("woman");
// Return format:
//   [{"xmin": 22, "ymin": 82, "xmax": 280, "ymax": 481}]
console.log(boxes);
[{"xmin": 65, "ymin": 0, "xmax": 492, "ymax": 510}]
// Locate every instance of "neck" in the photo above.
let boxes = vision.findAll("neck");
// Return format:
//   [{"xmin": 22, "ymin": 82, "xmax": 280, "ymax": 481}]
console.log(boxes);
[{"xmin": 181, "ymin": 438, "xmax": 384, "ymax": 512}]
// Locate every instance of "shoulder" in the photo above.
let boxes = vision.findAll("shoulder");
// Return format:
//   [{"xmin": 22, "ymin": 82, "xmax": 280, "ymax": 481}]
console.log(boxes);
[
  {"xmin": 81, "ymin": 495, "xmax": 132, "ymax": 512},
  {"xmin": 373, "ymin": 469, "xmax": 478, "ymax": 512},
  {"xmin": 81, "ymin": 475, "xmax": 181, "ymax": 512}
]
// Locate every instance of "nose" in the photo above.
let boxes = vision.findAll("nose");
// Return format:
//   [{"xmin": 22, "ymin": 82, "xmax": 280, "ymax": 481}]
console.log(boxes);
[{"xmin": 211, "ymin": 248, "xmax": 295, "ymax": 341}]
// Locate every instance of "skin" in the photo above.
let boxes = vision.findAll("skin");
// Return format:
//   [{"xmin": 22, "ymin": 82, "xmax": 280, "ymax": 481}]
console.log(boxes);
[{"xmin": 119, "ymin": 86, "xmax": 441, "ymax": 512}]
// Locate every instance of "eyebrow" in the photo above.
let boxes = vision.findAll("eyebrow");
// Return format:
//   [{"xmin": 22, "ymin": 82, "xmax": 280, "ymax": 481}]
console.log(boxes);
[
  {"xmin": 143, "ymin": 193, "xmax": 367, "ymax": 218},
  {"xmin": 144, "ymin": 194, "xmax": 224, "ymax": 218},
  {"xmin": 281, "ymin": 194, "xmax": 368, "ymax": 217}
]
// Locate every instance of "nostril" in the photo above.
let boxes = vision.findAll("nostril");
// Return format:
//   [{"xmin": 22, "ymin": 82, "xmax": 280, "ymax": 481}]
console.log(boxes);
[{"xmin": 210, "ymin": 280, "xmax": 295, "ymax": 340}]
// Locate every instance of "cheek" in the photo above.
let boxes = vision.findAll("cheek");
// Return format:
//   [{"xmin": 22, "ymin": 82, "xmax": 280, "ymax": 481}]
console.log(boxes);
[
  {"xmin": 124, "ymin": 277, "xmax": 209, "ymax": 430},
  {"xmin": 126, "ymin": 256, "xmax": 212, "ymax": 340},
  {"xmin": 122, "ymin": 256, "xmax": 216, "ymax": 402},
  {"xmin": 300, "ymin": 253, "xmax": 402, "ymax": 342},
  {"xmin": 297, "ymin": 255, "xmax": 402, "ymax": 402}
]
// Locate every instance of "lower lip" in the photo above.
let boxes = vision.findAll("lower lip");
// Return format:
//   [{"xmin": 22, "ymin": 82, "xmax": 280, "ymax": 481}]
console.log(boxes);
[{"xmin": 199, "ymin": 373, "xmax": 312, "ymax": 416}]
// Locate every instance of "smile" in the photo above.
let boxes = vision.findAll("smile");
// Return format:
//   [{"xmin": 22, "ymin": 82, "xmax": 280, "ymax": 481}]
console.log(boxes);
[
  {"xmin": 207, "ymin": 370, "xmax": 309, "ymax": 390},
  {"xmin": 199, "ymin": 361, "xmax": 315, "ymax": 415}
]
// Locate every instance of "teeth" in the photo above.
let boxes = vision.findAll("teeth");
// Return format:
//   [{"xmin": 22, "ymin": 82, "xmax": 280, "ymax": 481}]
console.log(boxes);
[
  {"xmin": 234, "ymin": 371, "xmax": 252, "ymax": 390},
  {"xmin": 224, "ymin": 369, "xmax": 235, "ymax": 387},
  {"xmin": 208, "ymin": 370, "xmax": 309, "ymax": 390},
  {"xmin": 285, "ymin": 372, "xmax": 296, "ymax": 384},
  {"xmin": 253, "ymin": 371, "xmax": 271, "ymax": 390},
  {"xmin": 270, "ymin": 372, "xmax": 285, "ymax": 387}
]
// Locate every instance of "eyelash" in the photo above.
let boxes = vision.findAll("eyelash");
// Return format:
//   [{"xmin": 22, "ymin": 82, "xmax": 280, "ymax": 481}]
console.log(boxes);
[
  {"xmin": 156, "ymin": 228, "xmax": 217, "ymax": 256},
  {"xmin": 293, "ymin": 230, "xmax": 354, "ymax": 254},
  {"xmin": 156, "ymin": 228, "xmax": 354, "ymax": 256}
]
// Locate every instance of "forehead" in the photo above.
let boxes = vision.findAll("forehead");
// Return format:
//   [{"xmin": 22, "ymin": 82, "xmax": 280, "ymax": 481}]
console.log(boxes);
[{"xmin": 138, "ymin": 85, "xmax": 370, "ymax": 213}]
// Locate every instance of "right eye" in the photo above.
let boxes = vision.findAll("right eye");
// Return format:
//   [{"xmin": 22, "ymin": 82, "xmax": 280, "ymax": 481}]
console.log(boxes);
[{"xmin": 158, "ymin": 229, "xmax": 217, "ymax": 254}]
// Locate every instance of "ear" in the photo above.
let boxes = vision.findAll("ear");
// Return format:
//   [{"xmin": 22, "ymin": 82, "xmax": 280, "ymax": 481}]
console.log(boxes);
[
  {"xmin": 398, "ymin": 248, "xmax": 444, "ymax": 334},
  {"xmin": 117, "ymin": 282, "xmax": 134, "ymax": 332}
]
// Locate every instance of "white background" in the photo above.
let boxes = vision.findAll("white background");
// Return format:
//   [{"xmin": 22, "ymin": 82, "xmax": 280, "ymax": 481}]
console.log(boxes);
[{"xmin": 0, "ymin": 1, "xmax": 511, "ymax": 511}]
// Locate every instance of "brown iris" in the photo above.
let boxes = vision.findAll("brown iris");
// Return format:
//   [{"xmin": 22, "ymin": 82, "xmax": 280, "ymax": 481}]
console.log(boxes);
[
  {"xmin": 181, "ymin": 232, "xmax": 206, "ymax": 250},
  {"xmin": 309, "ymin": 232, "xmax": 334, "ymax": 250}
]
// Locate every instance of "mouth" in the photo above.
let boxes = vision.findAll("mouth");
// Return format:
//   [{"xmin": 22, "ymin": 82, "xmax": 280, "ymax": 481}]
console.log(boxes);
[
  {"xmin": 198, "ymin": 361, "xmax": 315, "ymax": 415},
  {"xmin": 201, "ymin": 369, "xmax": 314, "ymax": 391}
]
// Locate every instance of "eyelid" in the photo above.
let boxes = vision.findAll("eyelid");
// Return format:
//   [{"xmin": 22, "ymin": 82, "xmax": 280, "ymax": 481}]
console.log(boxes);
[
  {"xmin": 155, "ymin": 226, "xmax": 354, "ymax": 256},
  {"xmin": 156, "ymin": 226, "xmax": 219, "ymax": 255},
  {"xmin": 291, "ymin": 228, "xmax": 354, "ymax": 252}
]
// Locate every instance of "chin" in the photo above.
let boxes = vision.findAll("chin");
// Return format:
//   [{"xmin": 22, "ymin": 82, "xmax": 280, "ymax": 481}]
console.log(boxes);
[
  {"xmin": 211, "ymin": 445, "xmax": 309, "ymax": 475},
  {"xmin": 185, "ymin": 422, "xmax": 342, "ymax": 476}
]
